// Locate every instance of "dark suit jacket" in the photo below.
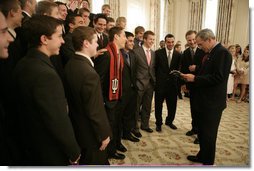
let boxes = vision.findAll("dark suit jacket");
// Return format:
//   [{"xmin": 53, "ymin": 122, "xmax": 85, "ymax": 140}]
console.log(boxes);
[
  {"xmin": 21, "ymin": 11, "xmax": 30, "ymax": 24},
  {"xmin": 193, "ymin": 43, "xmax": 232, "ymax": 111},
  {"xmin": 93, "ymin": 51, "xmax": 118, "ymax": 108},
  {"xmin": 97, "ymin": 33, "xmax": 109, "ymax": 50},
  {"xmin": 121, "ymin": 49, "xmax": 138, "ymax": 94},
  {"xmin": 180, "ymin": 47, "xmax": 205, "ymax": 90},
  {"xmin": 64, "ymin": 54, "xmax": 112, "ymax": 149},
  {"xmin": 60, "ymin": 32, "xmax": 75, "ymax": 66},
  {"xmin": 155, "ymin": 48, "xmax": 181, "ymax": 90},
  {"xmin": 13, "ymin": 48, "xmax": 80, "ymax": 165},
  {"xmin": 133, "ymin": 46, "xmax": 156, "ymax": 91}
]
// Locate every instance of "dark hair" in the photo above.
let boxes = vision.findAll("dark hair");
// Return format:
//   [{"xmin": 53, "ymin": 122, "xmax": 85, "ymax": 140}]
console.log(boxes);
[
  {"xmin": 23, "ymin": 14, "xmax": 63, "ymax": 48},
  {"xmin": 19, "ymin": 0, "xmax": 29, "ymax": 10},
  {"xmin": 143, "ymin": 30, "xmax": 155, "ymax": 40},
  {"xmin": 55, "ymin": 1, "xmax": 66, "ymax": 6},
  {"xmin": 107, "ymin": 17, "xmax": 115, "ymax": 23},
  {"xmin": 108, "ymin": 26, "xmax": 123, "ymax": 42},
  {"xmin": 242, "ymin": 45, "xmax": 249, "ymax": 62},
  {"xmin": 36, "ymin": 0, "xmax": 58, "ymax": 16},
  {"xmin": 174, "ymin": 43, "xmax": 181, "ymax": 50},
  {"xmin": 235, "ymin": 44, "xmax": 242, "ymax": 55},
  {"xmin": 72, "ymin": 26, "xmax": 96, "ymax": 51},
  {"xmin": 0, "ymin": 0, "xmax": 21, "ymax": 18},
  {"xmin": 65, "ymin": 13, "xmax": 82, "ymax": 33},
  {"xmin": 93, "ymin": 13, "xmax": 107, "ymax": 24},
  {"xmin": 185, "ymin": 30, "xmax": 197, "ymax": 38},
  {"xmin": 164, "ymin": 33, "xmax": 175, "ymax": 41},
  {"xmin": 125, "ymin": 31, "xmax": 134, "ymax": 38}
]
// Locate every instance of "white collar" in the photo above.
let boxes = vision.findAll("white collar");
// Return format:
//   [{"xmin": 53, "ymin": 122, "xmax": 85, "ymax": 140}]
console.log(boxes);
[
  {"xmin": 22, "ymin": 10, "xmax": 31, "ymax": 17},
  {"xmin": 142, "ymin": 45, "xmax": 150, "ymax": 52},
  {"xmin": 8, "ymin": 28, "xmax": 16, "ymax": 39},
  {"xmin": 166, "ymin": 47, "xmax": 173, "ymax": 54},
  {"xmin": 75, "ymin": 52, "xmax": 94, "ymax": 67}
]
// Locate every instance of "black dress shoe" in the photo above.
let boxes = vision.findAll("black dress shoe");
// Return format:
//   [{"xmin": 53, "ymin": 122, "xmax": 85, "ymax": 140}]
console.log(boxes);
[
  {"xmin": 117, "ymin": 143, "xmax": 127, "ymax": 152},
  {"xmin": 165, "ymin": 123, "xmax": 177, "ymax": 130},
  {"xmin": 141, "ymin": 127, "xmax": 153, "ymax": 133},
  {"xmin": 123, "ymin": 134, "xmax": 140, "ymax": 142},
  {"xmin": 187, "ymin": 155, "xmax": 202, "ymax": 163},
  {"xmin": 194, "ymin": 138, "xmax": 199, "ymax": 144},
  {"xmin": 186, "ymin": 130, "xmax": 196, "ymax": 136},
  {"xmin": 108, "ymin": 152, "xmax": 125, "ymax": 160},
  {"xmin": 156, "ymin": 126, "xmax": 161, "ymax": 132},
  {"xmin": 131, "ymin": 130, "xmax": 142, "ymax": 138}
]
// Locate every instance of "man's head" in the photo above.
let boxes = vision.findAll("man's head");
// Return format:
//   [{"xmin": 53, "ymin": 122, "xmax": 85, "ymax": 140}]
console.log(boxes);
[
  {"xmin": 19, "ymin": 0, "xmax": 37, "ymax": 16},
  {"xmin": 159, "ymin": 40, "xmax": 165, "ymax": 49},
  {"xmin": 66, "ymin": 13, "xmax": 85, "ymax": 33},
  {"xmin": 0, "ymin": 0, "xmax": 23, "ymax": 29},
  {"xmin": 0, "ymin": 10, "xmax": 14, "ymax": 58},
  {"xmin": 134, "ymin": 26, "xmax": 145, "ymax": 40},
  {"xmin": 93, "ymin": 13, "xmax": 107, "ymax": 34},
  {"xmin": 143, "ymin": 31, "xmax": 155, "ymax": 49},
  {"xmin": 164, "ymin": 34, "xmax": 175, "ymax": 50},
  {"xmin": 196, "ymin": 28, "xmax": 216, "ymax": 53},
  {"xmin": 79, "ymin": 0, "xmax": 90, "ymax": 9},
  {"xmin": 101, "ymin": 4, "xmax": 110, "ymax": 17},
  {"xmin": 36, "ymin": 0, "xmax": 59, "ymax": 19},
  {"xmin": 105, "ymin": 17, "xmax": 115, "ymax": 33},
  {"xmin": 124, "ymin": 31, "xmax": 134, "ymax": 51},
  {"xmin": 174, "ymin": 43, "xmax": 182, "ymax": 53},
  {"xmin": 23, "ymin": 14, "xmax": 64, "ymax": 56},
  {"xmin": 116, "ymin": 16, "xmax": 126, "ymax": 29},
  {"xmin": 108, "ymin": 26, "xmax": 126, "ymax": 49},
  {"xmin": 185, "ymin": 30, "xmax": 197, "ymax": 49},
  {"xmin": 78, "ymin": 7, "xmax": 90, "ymax": 26},
  {"xmin": 72, "ymin": 26, "xmax": 98, "ymax": 57},
  {"xmin": 55, "ymin": 1, "xmax": 68, "ymax": 21}
]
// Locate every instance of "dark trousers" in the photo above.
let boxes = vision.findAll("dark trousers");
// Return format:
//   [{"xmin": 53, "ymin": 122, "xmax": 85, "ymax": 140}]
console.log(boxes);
[
  {"xmin": 155, "ymin": 84, "xmax": 177, "ymax": 126},
  {"xmin": 196, "ymin": 108, "xmax": 223, "ymax": 165},
  {"xmin": 79, "ymin": 148, "xmax": 109, "ymax": 165},
  {"xmin": 189, "ymin": 90, "xmax": 198, "ymax": 133},
  {"xmin": 105, "ymin": 103, "xmax": 121, "ymax": 155},
  {"xmin": 120, "ymin": 88, "xmax": 137, "ymax": 136}
]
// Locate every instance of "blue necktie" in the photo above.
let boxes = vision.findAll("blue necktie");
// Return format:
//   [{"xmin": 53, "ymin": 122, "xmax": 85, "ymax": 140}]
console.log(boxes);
[{"xmin": 126, "ymin": 53, "xmax": 130, "ymax": 65}]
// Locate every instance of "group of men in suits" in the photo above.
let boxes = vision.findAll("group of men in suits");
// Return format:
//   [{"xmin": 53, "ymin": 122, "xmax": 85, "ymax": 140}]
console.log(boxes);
[{"xmin": 0, "ymin": 0, "xmax": 232, "ymax": 166}]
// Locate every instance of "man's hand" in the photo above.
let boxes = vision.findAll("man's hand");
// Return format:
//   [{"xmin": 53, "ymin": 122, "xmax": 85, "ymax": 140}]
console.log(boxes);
[
  {"xmin": 181, "ymin": 84, "xmax": 188, "ymax": 93},
  {"xmin": 189, "ymin": 65, "xmax": 196, "ymax": 72},
  {"xmin": 180, "ymin": 73, "xmax": 195, "ymax": 82},
  {"xmin": 99, "ymin": 136, "xmax": 110, "ymax": 151},
  {"xmin": 94, "ymin": 49, "xmax": 107, "ymax": 59}
]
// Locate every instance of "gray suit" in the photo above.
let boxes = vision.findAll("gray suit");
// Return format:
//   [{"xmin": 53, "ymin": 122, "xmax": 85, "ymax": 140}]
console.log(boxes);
[{"xmin": 133, "ymin": 46, "xmax": 156, "ymax": 130}]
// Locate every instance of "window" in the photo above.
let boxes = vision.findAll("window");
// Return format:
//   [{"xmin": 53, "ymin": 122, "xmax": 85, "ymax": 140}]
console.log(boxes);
[
  {"xmin": 126, "ymin": 1, "xmax": 148, "ymax": 33},
  {"xmin": 160, "ymin": 0, "xmax": 165, "ymax": 41},
  {"xmin": 92, "ymin": 0, "xmax": 104, "ymax": 14},
  {"xmin": 203, "ymin": 0, "xmax": 219, "ymax": 34}
]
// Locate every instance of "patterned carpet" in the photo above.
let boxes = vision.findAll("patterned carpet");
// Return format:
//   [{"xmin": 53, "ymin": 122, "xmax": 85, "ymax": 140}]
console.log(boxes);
[{"xmin": 109, "ymin": 97, "xmax": 250, "ymax": 166}]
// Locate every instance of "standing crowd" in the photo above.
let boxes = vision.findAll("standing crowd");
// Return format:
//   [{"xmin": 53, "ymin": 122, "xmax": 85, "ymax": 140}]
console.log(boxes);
[{"xmin": 0, "ymin": 0, "xmax": 249, "ymax": 166}]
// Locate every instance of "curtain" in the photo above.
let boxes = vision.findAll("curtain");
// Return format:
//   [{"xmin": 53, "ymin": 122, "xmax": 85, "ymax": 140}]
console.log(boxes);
[
  {"xmin": 150, "ymin": 0, "xmax": 161, "ymax": 49},
  {"xmin": 216, "ymin": 0, "xmax": 233, "ymax": 45},
  {"xmin": 107, "ymin": 0, "xmax": 120, "ymax": 19},
  {"xmin": 188, "ymin": 0, "xmax": 204, "ymax": 31},
  {"xmin": 163, "ymin": 0, "xmax": 174, "ymax": 35}
]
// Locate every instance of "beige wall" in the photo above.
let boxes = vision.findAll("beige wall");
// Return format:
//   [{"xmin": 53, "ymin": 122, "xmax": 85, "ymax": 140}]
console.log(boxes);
[{"xmin": 230, "ymin": 0, "xmax": 249, "ymax": 48}]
